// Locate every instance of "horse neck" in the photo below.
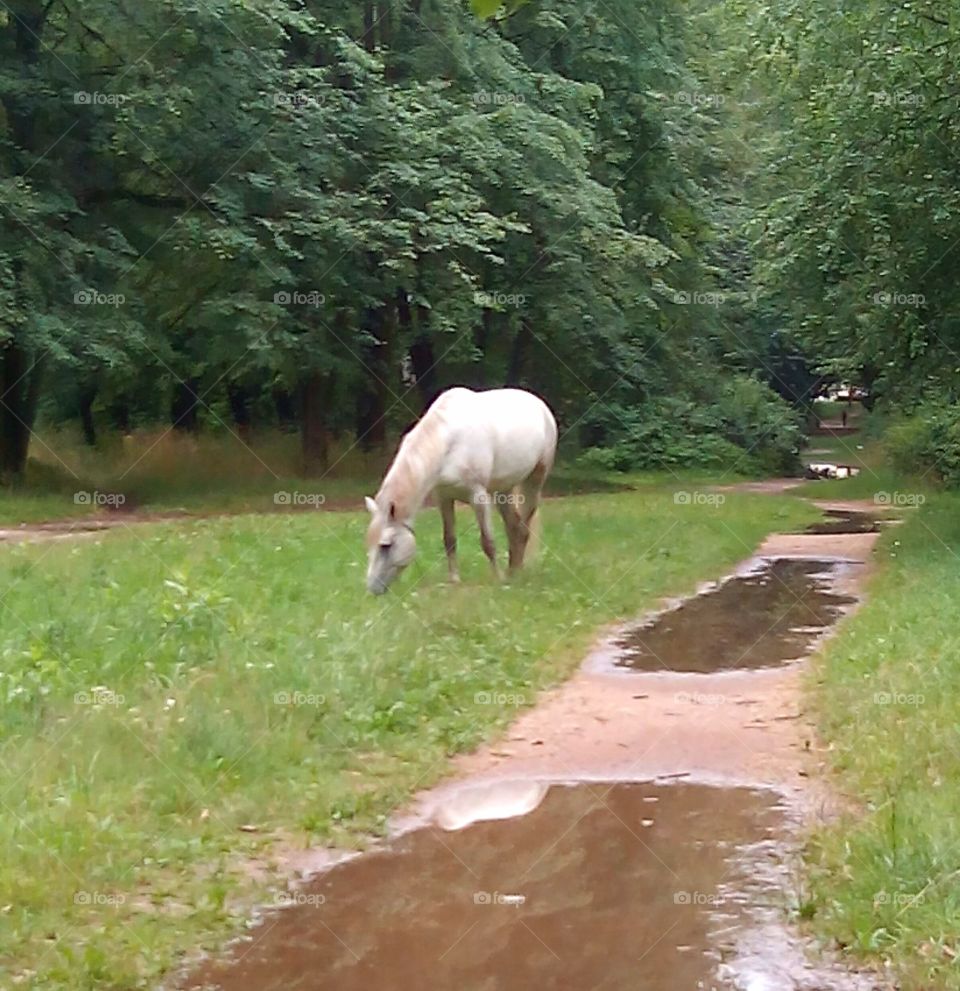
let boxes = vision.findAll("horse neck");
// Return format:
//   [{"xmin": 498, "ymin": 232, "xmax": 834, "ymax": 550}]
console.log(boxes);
[{"xmin": 379, "ymin": 419, "xmax": 445, "ymax": 523}]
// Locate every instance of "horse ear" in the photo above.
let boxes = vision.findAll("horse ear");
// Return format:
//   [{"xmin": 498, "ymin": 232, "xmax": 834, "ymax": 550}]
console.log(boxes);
[
  {"xmin": 388, "ymin": 502, "xmax": 396, "ymax": 522},
  {"xmin": 364, "ymin": 496, "xmax": 377, "ymax": 515}
]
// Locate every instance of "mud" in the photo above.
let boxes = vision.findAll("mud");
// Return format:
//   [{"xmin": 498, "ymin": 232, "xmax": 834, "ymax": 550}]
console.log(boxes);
[{"xmin": 184, "ymin": 781, "xmax": 876, "ymax": 991}]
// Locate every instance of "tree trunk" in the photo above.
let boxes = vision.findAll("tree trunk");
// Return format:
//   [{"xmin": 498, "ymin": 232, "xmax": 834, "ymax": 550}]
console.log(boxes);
[
  {"xmin": 0, "ymin": 340, "xmax": 42, "ymax": 480},
  {"xmin": 0, "ymin": 4, "xmax": 48, "ymax": 481},
  {"xmin": 356, "ymin": 301, "xmax": 395, "ymax": 449},
  {"xmin": 108, "ymin": 398, "xmax": 131, "ymax": 433},
  {"xmin": 506, "ymin": 318, "xmax": 534, "ymax": 386},
  {"xmin": 362, "ymin": 2, "xmax": 377, "ymax": 51},
  {"xmin": 170, "ymin": 378, "xmax": 201, "ymax": 432},
  {"xmin": 399, "ymin": 288, "xmax": 439, "ymax": 407},
  {"xmin": 227, "ymin": 383, "xmax": 252, "ymax": 441},
  {"xmin": 409, "ymin": 336, "xmax": 438, "ymax": 407},
  {"xmin": 300, "ymin": 371, "xmax": 333, "ymax": 475},
  {"xmin": 79, "ymin": 384, "xmax": 97, "ymax": 446},
  {"xmin": 273, "ymin": 386, "xmax": 297, "ymax": 428}
]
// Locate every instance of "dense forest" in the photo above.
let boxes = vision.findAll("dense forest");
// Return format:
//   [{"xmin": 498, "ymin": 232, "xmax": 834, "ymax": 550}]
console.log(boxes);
[{"xmin": 0, "ymin": 0, "xmax": 957, "ymax": 483}]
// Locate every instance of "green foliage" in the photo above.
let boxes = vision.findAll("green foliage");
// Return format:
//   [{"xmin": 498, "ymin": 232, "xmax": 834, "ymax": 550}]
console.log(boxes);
[
  {"xmin": 577, "ymin": 375, "xmax": 802, "ymax": 474},
  {"xmin": 887, "ymin": 404, "xmax": 960, "ymax": 488},
  {"xmin": 0, "ymin": 0, "xmax": 804, "ymax": 478},
  {"xmin": 729, "ymin": 0, "xmax": 960, "ymax": 407}
]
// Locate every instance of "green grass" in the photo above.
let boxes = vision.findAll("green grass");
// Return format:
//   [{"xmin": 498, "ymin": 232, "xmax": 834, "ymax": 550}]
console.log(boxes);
[
  {"xmin": 806, "ymin": 496, "xmax": 960, "ymax": 987},
  {"xmin": 0, "ymin": 484, "xmax": 816, "ymax": 989},
  {"xmin": 812, "ymin": 399, "xmax": 863, "ymax": 424}
]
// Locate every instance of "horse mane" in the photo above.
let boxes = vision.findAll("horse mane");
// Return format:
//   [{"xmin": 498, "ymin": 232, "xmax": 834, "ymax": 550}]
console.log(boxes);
[{"xmin": 376, "ymin": 404, "xmax": 447, "ymax": 520}]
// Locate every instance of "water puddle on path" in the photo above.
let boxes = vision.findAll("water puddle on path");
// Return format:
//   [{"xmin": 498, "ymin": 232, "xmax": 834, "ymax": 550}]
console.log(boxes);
[
  {"xmin": 612, "ymin": 558, "xmax": 858, "ymax": 674},
  {"xmin": 184, "ymin": 781, "xmax": 868, "ymax": 991},
  {"xmin": 803, "ymin": 510, "xmax": 882, "ymax": 535}
]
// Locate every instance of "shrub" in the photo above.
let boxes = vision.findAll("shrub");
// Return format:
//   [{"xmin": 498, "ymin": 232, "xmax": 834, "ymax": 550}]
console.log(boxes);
[
  {"xmin": 577, "ymin": 375, "xmax": 803, "ymax": 475},
  {"xmin": 886, "ymin": 403, "xmax": 960, "ymax": 487}
]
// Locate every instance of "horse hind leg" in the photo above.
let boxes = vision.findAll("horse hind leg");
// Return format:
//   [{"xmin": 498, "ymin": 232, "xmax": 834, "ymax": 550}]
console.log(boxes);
[
  {"xmin": 495, "ymin": 494, "xmax": 524, "ymax": 573},
  {"xmin": 515, "ymin": 466, "xmax": 548, "ymax": 568},
  {"xmin": 471, "ymin": 487, "xmax": 503, "ymax": 580}
]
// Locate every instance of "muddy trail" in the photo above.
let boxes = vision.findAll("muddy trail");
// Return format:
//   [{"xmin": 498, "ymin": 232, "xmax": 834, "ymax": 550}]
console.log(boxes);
[{"xmin": 173, "ymin": 495, "xmax": 894, "ymax": 991}]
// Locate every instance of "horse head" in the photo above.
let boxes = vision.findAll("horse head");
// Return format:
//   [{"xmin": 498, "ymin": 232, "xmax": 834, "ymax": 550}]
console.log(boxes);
[{"xmin": 364, "ymin": 496, "xmax": 417, "ymax": 595}]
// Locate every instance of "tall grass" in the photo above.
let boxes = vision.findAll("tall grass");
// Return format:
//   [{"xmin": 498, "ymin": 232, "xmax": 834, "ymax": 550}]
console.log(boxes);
[{"xmin": 0, "ymin": 426, "xmax": 399, "ymax": 524}]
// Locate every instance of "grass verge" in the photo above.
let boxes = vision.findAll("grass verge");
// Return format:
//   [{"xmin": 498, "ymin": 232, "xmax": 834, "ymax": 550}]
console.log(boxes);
[
  {"xmin": 806, "ymin": 495, "xmax": 960, "ymax": 988},
  {"xmin": 0, "ymin": 485, "xmax": 815, "ymax": 989}
]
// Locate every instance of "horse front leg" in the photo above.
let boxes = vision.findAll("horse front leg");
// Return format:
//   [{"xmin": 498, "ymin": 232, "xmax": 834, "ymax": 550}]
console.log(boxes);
[
  {"xmin": 471, "ymin": 487, "xmax": 503, "ymax": 580},
  {"xmin": 440, "ymin": 498, "xmax": 460, "ymax": 584}
]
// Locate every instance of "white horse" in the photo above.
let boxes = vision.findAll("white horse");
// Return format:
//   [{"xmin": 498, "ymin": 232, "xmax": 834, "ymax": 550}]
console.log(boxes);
[{"xmin": 364, "ymin": 387, "xmax": 558, "ymax": 595}]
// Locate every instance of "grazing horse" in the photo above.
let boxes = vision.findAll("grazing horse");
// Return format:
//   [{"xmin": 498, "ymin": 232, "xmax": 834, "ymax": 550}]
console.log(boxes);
[{"xmin": 364, "ymin": 387, "xmax": 558, "ymax": 595}]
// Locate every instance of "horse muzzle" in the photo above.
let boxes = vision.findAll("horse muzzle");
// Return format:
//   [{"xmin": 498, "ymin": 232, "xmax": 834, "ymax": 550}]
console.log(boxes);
[{"xmin": 366, "ymin": 576, "xmax": 389, "ymax": 596}]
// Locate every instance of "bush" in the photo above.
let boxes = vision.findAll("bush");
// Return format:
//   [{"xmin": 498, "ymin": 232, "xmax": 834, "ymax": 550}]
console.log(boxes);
[
  {"xmin": 886, "ymin": 403, "xmax": 960, "ymax": 487},
  {"xmin": 577, "ymin": 376, "xmax": 803, "ymax": 475}
]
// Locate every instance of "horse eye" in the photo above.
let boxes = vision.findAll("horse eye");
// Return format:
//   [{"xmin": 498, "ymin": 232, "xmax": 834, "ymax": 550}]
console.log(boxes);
[{"xmin": 379, "ymin": 541, "xmax": 393, "ymax": 553}]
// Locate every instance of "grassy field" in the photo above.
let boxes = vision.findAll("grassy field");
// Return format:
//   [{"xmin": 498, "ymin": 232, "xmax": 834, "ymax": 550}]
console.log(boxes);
[
  {"xmin": 805, "ymin": 492, "xmax": 960, "ymax": 988},
  {"xmin": 0, "ymin": 481, "xmax": 817, "ymax": 990}
]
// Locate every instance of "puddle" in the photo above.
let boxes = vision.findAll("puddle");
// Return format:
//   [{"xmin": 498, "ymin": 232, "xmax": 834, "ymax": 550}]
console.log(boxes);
[
  {"xmin": 804, "ymin": 463, "xmax": 861, "ymax": 479},
  {"xmin": 612, "ymin": 558, "xmax": 857, "ymax": 673},
  {"xmin": 804, "ymin": 510, "xmax": 881, "ymax": 535},
  {"xmin": 182, "ymin": 782, "xmax": 868, "ymax": 991}
]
